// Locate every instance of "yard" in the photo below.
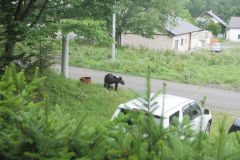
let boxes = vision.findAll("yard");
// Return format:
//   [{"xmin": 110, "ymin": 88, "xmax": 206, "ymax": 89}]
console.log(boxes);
[
  {"xmin": 45, "ymin": 71, "xmax": 239, "ymax": 138},
  {"xmin": 53, "ymin": 40, "xmax": 240, "ymax": 90}
]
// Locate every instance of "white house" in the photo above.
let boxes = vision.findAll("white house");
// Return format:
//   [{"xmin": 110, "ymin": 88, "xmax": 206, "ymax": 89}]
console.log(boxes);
[
  {"xmin": 226, "ymin": 17, "xmax": 240, "ymax": 42},
  {"xmin": 121, "ymin": 18, "xmax": 202, "ymax": 52}
]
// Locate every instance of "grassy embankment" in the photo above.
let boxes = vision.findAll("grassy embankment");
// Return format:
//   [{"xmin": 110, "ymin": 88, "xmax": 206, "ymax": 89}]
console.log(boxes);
[
  {"xmin": 45, "ymin": 72, "xmax": 239, "ymax": 138},
  {"xmin": 53, "ymin": 40, "xmax": 240, "ymax": 90}
]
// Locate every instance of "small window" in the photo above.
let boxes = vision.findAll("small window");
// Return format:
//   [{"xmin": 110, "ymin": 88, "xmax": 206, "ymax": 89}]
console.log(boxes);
[
  {"xmin": 183, "ymin": 103, "xmax": 201, "ymax": 120},
  {"xmin": 190, "ymin": 103, "xmax": 202, "ymax": 120},
  {"xmin": 169, "ymin": 111, "xmax": 180, "ymax": 126},
  {"xmin": 238, "ymin": 34, "xmax": 240, "ymax": 40},
  {"xmin": 183, "ymin": 104, "xmax": 191, "ymax": 118},
  {"xmin": 181, "ymin": 39, "xmax": 183, "ymax": 46}
]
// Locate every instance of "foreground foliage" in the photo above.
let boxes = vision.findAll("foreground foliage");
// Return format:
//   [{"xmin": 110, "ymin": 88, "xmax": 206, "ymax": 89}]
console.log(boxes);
[{"xmin": 1, "ymin": 65, "xmax": 240, "ymax": 160}]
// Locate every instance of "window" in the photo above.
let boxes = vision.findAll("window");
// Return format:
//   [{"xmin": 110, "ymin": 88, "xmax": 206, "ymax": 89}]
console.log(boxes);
[
  {"xmin": 174, "ymin": 40, "xmax": 178, "ymax": 49},
  {"xmin": 181, "ymin": 39, "xmax": 183, "ymax": 46},
  {"xmin": 238, "ymin": 34, "xmax": 240, "ymax": 40},
  {"xmin": 183, "ymin": 104, "xmax": 191, "ymax": 119},
  {"xmin": 183, "ymin": 103, "xmax": 201, "ymax": 120},
  {"xmin": 190, "ymin": 103, "xmax": 201, "ymax": 120},
  {"xmin": 169, "ymin": 111, "xmax": 180, "ymax": 126}
]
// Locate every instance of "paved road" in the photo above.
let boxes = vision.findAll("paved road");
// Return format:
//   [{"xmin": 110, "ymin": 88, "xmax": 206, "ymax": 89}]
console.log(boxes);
[{"xmin": 53, "ymin": 64, "xmax": 240, "ymax": 112}]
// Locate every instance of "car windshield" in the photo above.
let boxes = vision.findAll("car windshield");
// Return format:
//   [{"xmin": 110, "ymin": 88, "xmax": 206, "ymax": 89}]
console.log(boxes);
[{"xmin": 120, "ymin": 108, "xmax": 163, "ymax": 121}]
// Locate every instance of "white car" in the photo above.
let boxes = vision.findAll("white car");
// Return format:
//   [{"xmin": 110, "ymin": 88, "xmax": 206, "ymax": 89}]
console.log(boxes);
[
  {"xmin": 112, "ymin": 94, "xmax": 212, "ymax": 133},
  {"xmin": 211, "ymin": 43, "xmax": 223, "ymax": 52}
]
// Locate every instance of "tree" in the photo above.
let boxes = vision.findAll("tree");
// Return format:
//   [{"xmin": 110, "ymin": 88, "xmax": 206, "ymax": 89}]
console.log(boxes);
[
  {"xmin": 187, "ymin": 0, "xmax": 206, "ymax": 18},
  {"xmin": 0, "ymin": 0, "xmax": 55, "ymax": 57},
  {"xmin": 207, "ymin": 22, "xmax": 221, "ymax": 36},
  {"xmin": 79, "ymin": 0, "xmax": 190, "ymax": 45},
  {"xmin": 0, "ymin": 0, "xmax": 66, "ymax": 73},
  {"xmin": 0, "ymin": 0, "xmax": 111, "ymax": 74}
]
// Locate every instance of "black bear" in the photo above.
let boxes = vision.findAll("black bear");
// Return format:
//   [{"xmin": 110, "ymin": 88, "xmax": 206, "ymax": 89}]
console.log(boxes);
[{"xmin": 104, "ymin": 74, "xmax": 125, "ymax": 91}]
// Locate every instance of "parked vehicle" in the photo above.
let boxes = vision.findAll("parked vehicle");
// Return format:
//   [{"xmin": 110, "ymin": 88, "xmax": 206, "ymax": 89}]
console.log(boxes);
[
  {"xmin": 228, "ymin": 116, "xmax": 240, "ymax": 133},
  {"xmin": 112, "ymin": 94, "xmax": 212, "ymax": 133},
  {"xmin": 211, "ymin": 43, "xmax": 223, "ymax": 52}
]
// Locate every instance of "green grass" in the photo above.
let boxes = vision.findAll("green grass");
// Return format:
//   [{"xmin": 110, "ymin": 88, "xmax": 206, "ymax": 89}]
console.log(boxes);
[
  {"xmin": 44, "ymin": 71, "xmax": 136, "ymax": 126},
  {"xmin": 53, "ymin": 40, "xmax": 240, "ymax": 90},
  {"xmin": 44, "ymin": 72, "xmax": 240, "ymax": 137}
]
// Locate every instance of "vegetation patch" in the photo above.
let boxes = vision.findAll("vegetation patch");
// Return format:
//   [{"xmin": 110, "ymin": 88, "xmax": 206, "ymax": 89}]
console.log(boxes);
[
  {"xmin": 1, "ymin": 65, "xmax": 240, "ymax": 159},
  {"xmin": 44, "ymin": 71, "xmax": 239, "ymax": 137},
  {"xmin": 54, "ymin": 41, "xmax": 240, "ymax": 90},
  {"xmin": 44, "ymin": 71, "xmax": 136, "ymax": 126}
]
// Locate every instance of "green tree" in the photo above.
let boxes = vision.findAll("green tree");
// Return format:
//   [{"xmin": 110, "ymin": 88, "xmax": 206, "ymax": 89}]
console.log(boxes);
[
  {"xmin": 0, "ymin": 65, "xmax": 85, "ymax": 159},
  {"xmin": 0, "ymin": 0, "xmax": 65, "ymax": 73},
  {"xmin": 207, "ymin": 22, "xmax": 221, "ymax": 36},
  {"xmin": 188, "ymin": 0, "xmax": 206, "ymax": 18},
  {"xmin": 0, "ymin": 0, "xmax": 111, "ymax": 74},
  {"xmin": 80, "ymin": 0, "xmax": 190, "ymax": 45}
]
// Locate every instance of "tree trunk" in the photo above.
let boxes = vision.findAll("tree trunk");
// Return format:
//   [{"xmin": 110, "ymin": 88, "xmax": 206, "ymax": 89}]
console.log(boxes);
[{"xmin": 4, "ymin": 25, "xmax": 17, "ymax": 58}]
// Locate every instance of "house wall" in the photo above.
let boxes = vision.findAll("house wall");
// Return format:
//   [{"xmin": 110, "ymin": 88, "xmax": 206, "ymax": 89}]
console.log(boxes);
[
  {"xmin": 172, "ymin": 34, "xmax": 189, "ymax": 52},
  {"xmin": 190, "ymin": 32, "xmax": 200, "ymax": 49},
  {"xmin": 172, "ymin": 32, "xmax": 200, "ymax": 52},
  {"xmin": 121, "ymin": 32, "xmax": 200, "ymax": 52},
  {"xmin": 121, "ymin": 33, "xmax": 173, "ymax": 50},
  {"xmin": 227, "ymin": 29, "xmax": 240, "ymax": 41}
]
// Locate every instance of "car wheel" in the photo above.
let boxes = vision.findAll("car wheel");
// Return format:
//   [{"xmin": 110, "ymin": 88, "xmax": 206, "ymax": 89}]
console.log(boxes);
[{"xmin": 205, "ymin": 121, "xmax": 211, "ymax": 133}]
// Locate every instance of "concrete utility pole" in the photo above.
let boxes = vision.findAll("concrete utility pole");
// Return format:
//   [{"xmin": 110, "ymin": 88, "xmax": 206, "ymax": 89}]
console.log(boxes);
[
  {"xmin": 61, "ymin": 33, "xmax": 69, "ymax": 78},
  {"xmin": 112, "ymin": 13, "xmax": 116, "ymax": 62}
]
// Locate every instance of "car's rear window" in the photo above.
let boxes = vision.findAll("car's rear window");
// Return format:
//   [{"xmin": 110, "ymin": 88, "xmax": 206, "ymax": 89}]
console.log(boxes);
[{"xmin": 120, "ymin": 108, "xmax": 163, "ymax": 120}]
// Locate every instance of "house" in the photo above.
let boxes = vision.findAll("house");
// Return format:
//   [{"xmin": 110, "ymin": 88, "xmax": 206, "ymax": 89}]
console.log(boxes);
[
  {"xmin": 121, "ymin": 18, "xmax": 202, "ymax": 52},
  {"xmin": 197, "ymin": 10, "xmax": 228, "ymax": 38},
  {"xmin": 226, "ymin": 17, "xmax": 240, "ymax": 42}
]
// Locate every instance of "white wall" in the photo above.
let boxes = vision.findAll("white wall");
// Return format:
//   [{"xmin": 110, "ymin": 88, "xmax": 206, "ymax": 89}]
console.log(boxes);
[
  {"xmin": 227, "ymin": 29, "xmax": 240, "ymax": 41},
  {"xmin": 172, "ymin": 34, "xmax": 189, "ymax": 52},
  {"xmin": 121, "ymin": 34, "xmax": 173, "ymax": 50},
  {"xmin": 122, "ymin": 32, "xmax": 200, "ymax": 52},
  {"xmin": 191, "ymin": 32, "xmax": 200, "ymax": 49}
]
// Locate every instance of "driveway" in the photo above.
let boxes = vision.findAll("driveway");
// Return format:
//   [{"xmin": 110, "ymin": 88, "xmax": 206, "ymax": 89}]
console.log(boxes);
[{"xmin": 53, "ymin": 64, "xmax": 240, "ymax": 112}]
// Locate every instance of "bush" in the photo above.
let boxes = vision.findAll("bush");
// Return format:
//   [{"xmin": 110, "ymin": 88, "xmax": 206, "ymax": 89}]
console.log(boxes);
[
  {"xmin": 1, "ymin": 65, "xmax": 240, "ymax": 160},
  {"xmin": 207, "ymin": 22, "xmax": 221, "ymax": 36}
]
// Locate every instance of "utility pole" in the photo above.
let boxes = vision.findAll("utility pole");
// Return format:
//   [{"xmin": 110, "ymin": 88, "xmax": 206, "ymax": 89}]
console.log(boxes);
[
  {"xmin": 61, "ymin": 33, "xmax": 69, "ymax": 78},
  {"xmin": 112, "ymin": 13, "xmax": 116, "ymax": 62}
]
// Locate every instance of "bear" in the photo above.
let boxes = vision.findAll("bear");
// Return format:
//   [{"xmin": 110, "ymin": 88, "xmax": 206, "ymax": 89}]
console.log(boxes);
[{"xmin": 104, "ymin": 74, "xmax": 125, "ymax": 91}]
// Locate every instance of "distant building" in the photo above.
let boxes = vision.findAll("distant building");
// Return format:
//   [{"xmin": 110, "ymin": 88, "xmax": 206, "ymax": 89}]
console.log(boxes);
[
  {"xmin": 226, "ymin": 17, "xmax": 240, "ymax": 42},
  {"xmin": 197, "ymin": 10, "xmax": 228, "ymax": 38},
  {"xmin": 121, "ymin": 18, "xmax": 202, "ymax": 52}
]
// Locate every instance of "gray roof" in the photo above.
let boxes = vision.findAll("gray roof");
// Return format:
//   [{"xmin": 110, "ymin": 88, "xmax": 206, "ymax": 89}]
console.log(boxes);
[
  {"xmin": 202, "ymin": 11, "xmax": 228, "ymax": 27},
  {"xmin": 229, "ymin": 17, "xmax": 240, "ymax": 29},
  {"xmin": 166, "ymin": 18, "xmax": 201, "ymax": 35}
]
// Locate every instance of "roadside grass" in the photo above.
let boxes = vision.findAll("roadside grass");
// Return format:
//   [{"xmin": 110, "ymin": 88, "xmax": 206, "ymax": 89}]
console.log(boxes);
[
  {"xmin": 44, "ymin": 72, "xmax": 239, "ymax": 137},
  {"xmin": 210, "ymin": 109, "xmax": 239, "ymax": 138},
  {"xmin": 44, "ymin": 71, "xmax": 136, "ymax": 126},
  {"xmin": 53, "ymin": 40, "xmax": 240, "ymax": 90}
]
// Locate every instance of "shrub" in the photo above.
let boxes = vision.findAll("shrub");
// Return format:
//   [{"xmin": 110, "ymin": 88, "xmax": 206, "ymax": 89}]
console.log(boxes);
[{"xmin": 207, "ymin": 22, "xmax": 221, "ymax": 36}]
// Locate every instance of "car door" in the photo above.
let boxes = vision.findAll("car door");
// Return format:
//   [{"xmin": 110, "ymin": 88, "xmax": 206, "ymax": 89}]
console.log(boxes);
[{"xmin": 183, "ymin": 102, "xmax": 202, "ymax": 132}]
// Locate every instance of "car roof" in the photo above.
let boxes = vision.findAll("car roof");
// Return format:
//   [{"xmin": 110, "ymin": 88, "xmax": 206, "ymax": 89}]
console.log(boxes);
[{"xmin": 119, "ymin": 94, "xmax": 193, "ymax": 117}]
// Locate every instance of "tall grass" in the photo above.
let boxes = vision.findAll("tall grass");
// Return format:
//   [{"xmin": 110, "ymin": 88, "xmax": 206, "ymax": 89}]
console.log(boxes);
[{"xmin": 53, "ymin": 40, "xmax": 240, "ymax": 90}]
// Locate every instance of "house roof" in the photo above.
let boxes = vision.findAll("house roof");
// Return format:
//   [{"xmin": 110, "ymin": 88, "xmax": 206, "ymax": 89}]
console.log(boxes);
[
  {"xmin": 166, "ymin": 18, "xmax": 201, "ymax": 36},
  {"xmin": 201, "ymin": 10, "xmax": 228, "ymax": 27},
  {"xmin": 229, "ymin": 17, "xmax": 240, "ymax": 29}
]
